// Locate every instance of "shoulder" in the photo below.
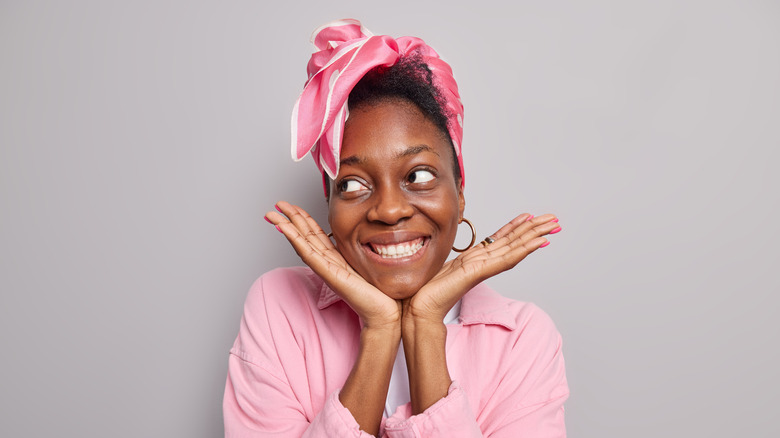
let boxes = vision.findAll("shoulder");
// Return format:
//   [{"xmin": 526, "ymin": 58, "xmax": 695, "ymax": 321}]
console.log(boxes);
[
  {"xmin": 461, "ymin": 283, "xmax": 561, "ymax": 340},
  {"xmin": 459, "ymin": 284, "xmax": 568, "ymax": 408},
  {"xmin": 244, "ymin": 266, "xmax": 326, "ymax": 311},
  {"xmin": 459, "ymin": 283, "xmax": 564, "ymax": 379},
  {"xmin": 250, "ymin": 265, "xmax": 324, "ymax": 293},
  {"xmin": 232, "ymin": 267, "xmax": 329, "ymax": 360},
  {"xmin": 237, "ymin": 266, "xmax": 335, "ymax": 338}
]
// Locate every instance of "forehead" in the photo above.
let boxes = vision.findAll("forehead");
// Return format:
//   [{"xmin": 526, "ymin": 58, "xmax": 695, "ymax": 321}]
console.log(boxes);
[{"xmin": 341, "ymin": 100, "xmax": 451, "ymax": 163}]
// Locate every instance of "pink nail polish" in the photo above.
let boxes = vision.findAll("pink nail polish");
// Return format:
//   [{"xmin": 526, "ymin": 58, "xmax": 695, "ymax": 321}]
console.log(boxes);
[
  {"xmin": 540, "ymin": 241, "xmax": 550, "ymax": 248},
  {"xmin": 275, "ymin": 225, "xmax": 282, "ymax": 233},
  {"xmin": 549, "ymin": 226, "xmax": 562, "ymax": 234},
  {"xmin": 552, "ymin": 218, "xmax": 559, "ymax": 223},
  {"xmin": 264, "ymin": 216, "xmax": 272, "ymax": 224},
  {"xmin": 275, "ymin": 205, "xmax": 282, "ymax": 213},
  {"xmin": 526, "ymin": 215, "xmax": 534, "ymax": 221}
]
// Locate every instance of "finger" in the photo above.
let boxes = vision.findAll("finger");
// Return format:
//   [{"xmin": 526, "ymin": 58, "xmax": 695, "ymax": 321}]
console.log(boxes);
[
  {"xmin": 466, "ymin": 214, "xmax": 530, "ymax": 256},
  {"xmin": 264, "ymin": 209, "xmax": 289, "ymax": 226},
  {"xmin": 265, "ymin": 207, "xmax": 329, "ymax": 262},
  {"xmin": 528, "ymin": 213, "xmax": 558, "ymax": 225},
  {"xmin": 265, "ymin": 203, "xmax": 300, "ymax": 230},
  {"xmin": 482, "ymin": 213, "xmax": 556, "ymax": 247},
  {"xmin": 500, "ymin": 236, "xmax": 550, "ymax": 265},
  {"xmin": 489, "ymin": 213, "xmax": 533, "ymax": 241},
  {"xmin": 497, "ymin": 214, "xmax": 559, "ymax": 246},
  {"xmin": 265, "ymin": 210, "xmax": 301, "ymax": 236},
  {"xmin": 267, "ymin": 205, "xmax": 352, "ymax": 277},
  {"xmin": 268, "ymin": 214, "xmax": 354, "ymax": 285},
  {"xmin": 291, "ymin": 204, "xmax": 334, "ymax": 248},
  {"xmin": 487, "ymin": 235, "xmax": 550, "ymax": 268},
  {"xmin": 275, "ymin": 201, "xmax": 327, "ymax": 249},
  {"xmin": 471, "ymin": 215, "xmax": 559, "ymax": 261},
  {"xmin": 275, "ymin": 201, "xmax": 311, "ymax": 231},
  {"xmin": 274, "ymin": 218, "xmax": 325, "ymax": 261},
  {"xmin": 504, "ymin": 221, "xmax": 559, "ymax": 251}
]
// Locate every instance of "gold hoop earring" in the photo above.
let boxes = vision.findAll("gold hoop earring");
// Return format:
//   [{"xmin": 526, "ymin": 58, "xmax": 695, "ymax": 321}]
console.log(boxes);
[{"xmin": 452, "ymin": 218, "xmax": 476, "ymax": 253}]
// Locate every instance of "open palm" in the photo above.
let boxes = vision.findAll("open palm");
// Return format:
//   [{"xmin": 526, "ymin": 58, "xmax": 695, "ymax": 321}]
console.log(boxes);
[
  {"xmin": 266, "ymin": 201, "xmax": 401, "ymax": 328},
  {"xmin": 407, "ymin": 213, "xmax": 561, "ymax": 322}
]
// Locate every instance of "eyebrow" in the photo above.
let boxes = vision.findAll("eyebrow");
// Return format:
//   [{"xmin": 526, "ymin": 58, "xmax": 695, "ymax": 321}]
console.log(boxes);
[
  {"xmin": 339, "ymin": 144, "xmax": 439, "ymax": 168},
  {"xmin": 397, "ymin": 144, "xmax": 439, "ymax": 158},
  {"xmin": 339, "ymin": 155, "xmax": 366, "ymax": 167}
]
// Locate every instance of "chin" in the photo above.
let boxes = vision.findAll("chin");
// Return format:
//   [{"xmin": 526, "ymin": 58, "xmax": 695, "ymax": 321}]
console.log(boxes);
[
  {"xmin": 369, "ymin": 274, "xmax": 429, "ymax": 301},
  {"xmin": 380, "ymin": 286, "xmax": 418, "ymax": 301}
]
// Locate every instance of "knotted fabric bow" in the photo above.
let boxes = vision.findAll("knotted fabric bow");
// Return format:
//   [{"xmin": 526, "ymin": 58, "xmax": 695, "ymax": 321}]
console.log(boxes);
[{"xmin": 291, "ymin": 19, "xmax": 465, "ymax": 195}]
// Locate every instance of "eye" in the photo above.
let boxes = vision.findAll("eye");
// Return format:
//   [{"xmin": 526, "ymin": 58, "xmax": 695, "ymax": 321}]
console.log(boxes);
[
  {"xmin": 338, "ymin": 179, "xmax": 368, "ymax": 193},
  {"xmin": 408, "ymin": 169, "xmax": 435, "ymax": 184}
]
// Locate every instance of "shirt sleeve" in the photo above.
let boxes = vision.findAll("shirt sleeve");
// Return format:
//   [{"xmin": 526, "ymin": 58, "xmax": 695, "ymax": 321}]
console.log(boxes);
[
  {"xmin": 223, "ymin": 273, "xmax": 374, "ymax": 438},
  {"xmin": 485, "ymin": 304, "xmax": 568, "ymax": 438},
  {"xmin": 224, "ymin": 353, "xmax": 373, "ymax": 437},
  {"xmin": 383, "ymin": 381, "xmax": 482, "ymax": 438},
  {"xmin": 381, "ymin": 380, "xmax": 566, "ymax": 438},
  {"xmin": 486, "ymin": 393, "xmax": 567, "ymax": 438}
]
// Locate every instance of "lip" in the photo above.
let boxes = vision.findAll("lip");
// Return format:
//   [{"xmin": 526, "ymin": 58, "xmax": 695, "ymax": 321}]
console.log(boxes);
[{"xmin": 361, "ymin": 231, "xmax": 430, "ymax": 264}]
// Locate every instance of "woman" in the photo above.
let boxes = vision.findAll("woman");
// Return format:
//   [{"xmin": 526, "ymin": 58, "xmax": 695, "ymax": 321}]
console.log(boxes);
[{"xmin": 224, "ymin": 19, "xmax": 568, "ymax": 437}]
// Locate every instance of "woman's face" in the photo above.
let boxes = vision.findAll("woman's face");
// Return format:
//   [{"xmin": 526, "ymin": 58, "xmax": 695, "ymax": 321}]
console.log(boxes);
[{"xmin": 328, "ymin": 99, "xmax": 465, "ymax": 300}]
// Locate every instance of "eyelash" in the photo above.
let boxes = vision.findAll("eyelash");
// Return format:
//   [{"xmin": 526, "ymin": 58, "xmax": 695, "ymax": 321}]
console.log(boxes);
[
  {"xmin": 407, "ymin": 167, "xmax": 437, "ymax": 184},
  {"xmin": 336, "ymin": 167, "xmax": 438, "ymax": 195},
  {"xmin": 337, "ymin": 179, "xmax": 368, "ymax": 194}
]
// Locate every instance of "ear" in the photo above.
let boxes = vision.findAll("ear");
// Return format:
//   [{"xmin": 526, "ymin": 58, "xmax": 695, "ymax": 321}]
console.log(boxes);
[
  {"xmin": 323, "ymin": 173, "xmax": 332, "ymax": 202},
  {"xmin": 457, "ymin": 188, "xmax": 466, "ymax": 221}
]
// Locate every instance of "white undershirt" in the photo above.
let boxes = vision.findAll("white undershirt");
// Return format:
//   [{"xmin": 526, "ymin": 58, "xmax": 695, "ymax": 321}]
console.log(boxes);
[{"xmin": 383, "ymin": 300, "xmax": 462, "ymax": 417}]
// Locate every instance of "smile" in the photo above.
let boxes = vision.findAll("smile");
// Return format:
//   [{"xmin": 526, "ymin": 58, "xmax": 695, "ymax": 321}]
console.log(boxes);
[{"xmin": 369, "ymin": 237, "xmax": 425, "ymax": 259}]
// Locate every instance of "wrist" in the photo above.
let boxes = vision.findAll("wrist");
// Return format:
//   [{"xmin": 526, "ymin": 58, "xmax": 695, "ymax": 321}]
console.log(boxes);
[
  {"xmin": 360, "ymin": 323, "xmax": 402, "ymax": 345},
  {"xmin": 360, "ymin": 299, "xmax": 403, "ymax": 331},
  {"xmin": 401, "ymin": 316, "xmax": 447, "ymax": 341},
  {"xmin": 401, "ymin": 299, "xmax": 447, "ymax": 327},
  {"xmin": 400, "ymin": 313, "xmax": 451, "ymax": 415}
]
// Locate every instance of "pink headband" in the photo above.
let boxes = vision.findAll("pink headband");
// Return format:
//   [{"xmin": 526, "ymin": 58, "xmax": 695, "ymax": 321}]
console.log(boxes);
[{"xmin": 291, "ymin": 19, "xmax": 465, "ymax": 194}]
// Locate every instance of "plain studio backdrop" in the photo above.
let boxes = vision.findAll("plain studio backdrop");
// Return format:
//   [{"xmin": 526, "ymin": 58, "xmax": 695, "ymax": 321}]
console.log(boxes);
[{"xmin": 1, "ymin": 1, "xmax": 778, "ymax": 437}]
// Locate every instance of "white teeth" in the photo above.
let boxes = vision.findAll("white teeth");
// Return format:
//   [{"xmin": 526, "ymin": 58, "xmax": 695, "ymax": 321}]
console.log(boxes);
[{"xmin": 373, "ymin": 240, "xmax": 424, "ymax": 259}]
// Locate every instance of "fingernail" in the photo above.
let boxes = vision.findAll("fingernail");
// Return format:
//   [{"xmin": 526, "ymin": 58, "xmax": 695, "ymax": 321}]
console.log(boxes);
[
  {"xmin": 549, "ymin": 226, "xmax": 562, "ymax": 234},
  {"xmin": 540, "ymin": 241, "xmax": 550, "ymax": 248},
  {"xmin": 526, "ymin": 215, "xmax": 534, "ymax": 221},
  {"xmin": 552, "ymin": 218, "xmax": 559, "ymax": 223},
  {"xmin": 275, "ymin": 225, "xmax": 282, "ymax": 233},
  {"xmin": 275, "ymin": 204, "xmax": 282, "ymax": 213},
  {"xmin": 263, "ymin": 216, "xmax": 272, "ymax": 224}
]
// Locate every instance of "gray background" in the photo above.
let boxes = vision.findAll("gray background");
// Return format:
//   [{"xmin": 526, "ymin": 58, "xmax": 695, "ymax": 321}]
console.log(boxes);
[{"xmin": 1, "ymin": 0, "xmax": 778, "ymax": 437}]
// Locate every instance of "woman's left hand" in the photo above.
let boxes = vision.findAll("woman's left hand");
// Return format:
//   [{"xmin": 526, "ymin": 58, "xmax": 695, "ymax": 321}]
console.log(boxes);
[{"xmin": 404, "ymin": 213, "xmax": 561, "ymax": 322}]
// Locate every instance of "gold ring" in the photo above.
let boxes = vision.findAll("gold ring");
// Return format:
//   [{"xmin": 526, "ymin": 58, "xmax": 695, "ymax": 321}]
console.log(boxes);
[{"xmin": 481, "ymin": 236, "xmax": 495, "ymax": 246}]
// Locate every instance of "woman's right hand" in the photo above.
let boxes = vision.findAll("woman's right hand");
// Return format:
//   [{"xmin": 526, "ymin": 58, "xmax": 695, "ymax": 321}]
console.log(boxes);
[
  {"xmin": 267, "ymin": 202, "xmax": 401, "ymax": 436},
  {"xmin": 265, "ymin": 201, "xmax": 402, "ymax": 330}
]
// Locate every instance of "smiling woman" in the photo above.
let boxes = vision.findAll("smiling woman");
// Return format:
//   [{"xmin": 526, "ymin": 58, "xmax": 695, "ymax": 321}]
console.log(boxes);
[
  {"xmin": 329, "ymin": 99, "xmax": 463, "ymax": 300},
  {"xmin": 223, "ymin": 19, "xmax": 567, "ymax": 437}
]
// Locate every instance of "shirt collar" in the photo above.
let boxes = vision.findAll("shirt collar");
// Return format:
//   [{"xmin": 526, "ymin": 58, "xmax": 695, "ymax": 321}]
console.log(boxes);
[
  {"xmin": 316, "ymin": 281, "xmax": 342, "ymax": 309},
  {"xmin": 317, "ymin": 280, "xmax": 517, "ymax": 330}
]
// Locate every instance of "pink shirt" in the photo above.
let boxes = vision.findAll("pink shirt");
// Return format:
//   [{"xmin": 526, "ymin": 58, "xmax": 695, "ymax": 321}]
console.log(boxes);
[{"xmin": 224, "ymin": 267, "xmax": 568, "ymax": 437}]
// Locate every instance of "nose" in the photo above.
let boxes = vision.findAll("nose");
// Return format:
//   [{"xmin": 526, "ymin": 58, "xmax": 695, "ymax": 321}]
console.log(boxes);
[{"xmin": 367, "ymin": 184, "xmax": 414, "ymax": 225}]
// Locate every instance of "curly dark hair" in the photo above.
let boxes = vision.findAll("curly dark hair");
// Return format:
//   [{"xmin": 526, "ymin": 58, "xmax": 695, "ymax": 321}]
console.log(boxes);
[{"xmin": 325, "ymin": 53, "xmax": 461, "ymax": 198}]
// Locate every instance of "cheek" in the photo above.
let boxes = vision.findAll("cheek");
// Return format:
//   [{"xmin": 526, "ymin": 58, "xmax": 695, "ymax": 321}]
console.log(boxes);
[
  {"xmin": 327, "ymin": 200, "xmax": 347, "ymax": 230},
  {"xmin": 419, "ymin": 192, "xmax": 462, "ymax": 233},
  {"xmin": 440, "ymin": 202, "xmax": 463, "ymax": 247},
  {"xmin": 328, "ymin": 202, "xmax": 361, "ymax": 245}
]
